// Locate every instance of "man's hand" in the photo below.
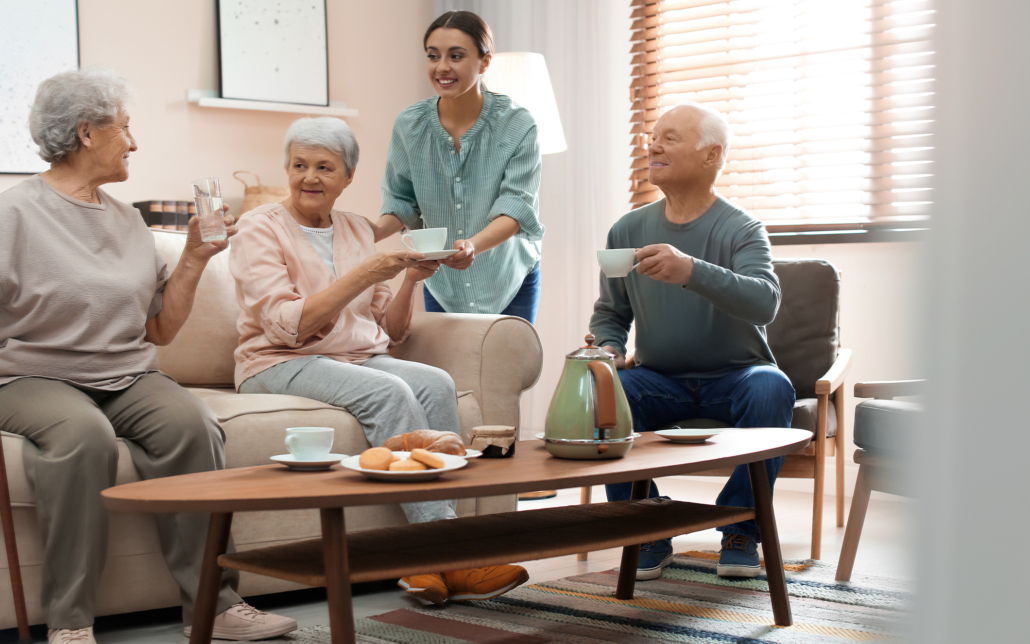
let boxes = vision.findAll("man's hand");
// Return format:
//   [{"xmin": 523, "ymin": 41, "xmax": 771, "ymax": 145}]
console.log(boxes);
[
  {"xmin": 635, "ymin": 243, "xmax": 694, "ymax": 286},
  {"xmin": 602, "ymin": 345, "xmax": 627, "ymax": 370},
  {"xmin": 442, "ymin": 239, "xmax": 475, "ymax": 270}
]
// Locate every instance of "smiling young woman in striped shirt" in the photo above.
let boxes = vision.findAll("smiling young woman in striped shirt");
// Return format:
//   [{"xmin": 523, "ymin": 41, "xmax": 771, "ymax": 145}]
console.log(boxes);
[{"xmin": 373, "ymin": 10, "xmax": 545, "ymax": 323}]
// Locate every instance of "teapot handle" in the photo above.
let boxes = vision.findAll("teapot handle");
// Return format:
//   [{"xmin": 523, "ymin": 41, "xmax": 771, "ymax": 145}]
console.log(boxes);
[{"xmin": 588, "ymin": 361, "xmax": 618, "ymax": 429}]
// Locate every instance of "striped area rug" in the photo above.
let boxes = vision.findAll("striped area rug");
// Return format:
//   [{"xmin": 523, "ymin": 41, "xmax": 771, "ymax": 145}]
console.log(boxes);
[{"xmin": 274, "ymin": 552, "xmax": 910, "ymax": 643}]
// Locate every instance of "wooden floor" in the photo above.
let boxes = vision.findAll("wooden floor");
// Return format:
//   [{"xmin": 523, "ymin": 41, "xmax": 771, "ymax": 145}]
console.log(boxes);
[{"xmin": 0, "ymin": 475, "xmax": 912, "ymax": 643}]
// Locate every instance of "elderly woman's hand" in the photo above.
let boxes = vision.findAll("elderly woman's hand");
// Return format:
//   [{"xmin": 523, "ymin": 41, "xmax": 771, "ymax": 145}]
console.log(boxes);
[
  {"xmin": 358, "ymin": 248, "xmax": 427, "ymax": 284},
  {"xmin": 405, "ymin": 260, "xmax": 441, "ymax": 283},
  {"xmin": 184, "ymin": 205, "xmax": 238, "ymax": 262}
]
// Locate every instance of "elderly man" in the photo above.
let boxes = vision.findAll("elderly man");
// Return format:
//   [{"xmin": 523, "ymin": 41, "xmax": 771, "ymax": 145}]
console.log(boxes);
[{"xmin": 590, "ymin": 102, "xmax": 795, "ymax": 580}]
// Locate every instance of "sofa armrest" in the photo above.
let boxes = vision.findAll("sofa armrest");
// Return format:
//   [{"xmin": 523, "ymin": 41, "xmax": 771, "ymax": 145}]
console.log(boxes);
[
  {"xmin": 389, "ymin": 312, "xmax": 543, "ymax": 429},
  {"xmin": 854, "ymin": 379, "xmax": 927, "ymax": 400}
]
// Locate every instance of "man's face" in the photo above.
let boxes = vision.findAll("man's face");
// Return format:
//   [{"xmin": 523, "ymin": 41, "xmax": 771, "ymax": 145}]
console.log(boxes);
[{"xmin": 647, "ymin": 107, "xmax": 716, "ymax": 191}]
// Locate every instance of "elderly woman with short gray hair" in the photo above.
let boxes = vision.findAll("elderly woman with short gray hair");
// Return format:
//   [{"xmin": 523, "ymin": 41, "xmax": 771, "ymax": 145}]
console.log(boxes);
[
  {"xmin": 229, "ymin": 116, "xmax": 530, "ymax": 606},
  {"xmin": 0, "ymin": 67, "xmax": 296, "ymax": 644}
]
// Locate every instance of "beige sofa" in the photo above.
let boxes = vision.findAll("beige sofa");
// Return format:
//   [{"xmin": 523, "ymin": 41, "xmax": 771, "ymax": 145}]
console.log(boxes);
[{"xmin": 0, "ymin": 228, "xmax": 543, "ymax": 629}]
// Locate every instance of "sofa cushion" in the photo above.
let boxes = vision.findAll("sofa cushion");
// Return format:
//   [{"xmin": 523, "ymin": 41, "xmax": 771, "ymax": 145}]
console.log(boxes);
[
  {"xmin": 767, "ymin": 260, "xmax": 841, "ymax": 400},
  {"xmin": 854, "ymin": 399, "xmax": 921, "ymax": 454},
  {"xmin": 152, "ymin": 230, "xmax": 239, "ymax": 386}
]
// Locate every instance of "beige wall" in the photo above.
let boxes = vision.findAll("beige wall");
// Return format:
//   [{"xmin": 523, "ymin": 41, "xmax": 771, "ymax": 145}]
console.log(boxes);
[{"xmin": 0, "ymin": 0, "xmax": 436, "ymax": 223}]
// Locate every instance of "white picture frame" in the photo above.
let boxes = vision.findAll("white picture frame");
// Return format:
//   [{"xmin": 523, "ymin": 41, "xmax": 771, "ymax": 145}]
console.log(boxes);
[
  {"xmin": 0, "ymin": 0, "xmax": 79, "ymax": 174},
  {"xmin": 217, "ymin": 0, "xmax": 329, "ymax": 107}
]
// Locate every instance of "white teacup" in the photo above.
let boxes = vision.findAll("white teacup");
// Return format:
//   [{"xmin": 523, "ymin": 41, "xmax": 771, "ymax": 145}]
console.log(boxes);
[
  {"xmin": 402, "ymin": 228, "xmax": 448, "ymax": 253},
  {"xmin": 285, "ymin": 427, "xmax": 334, "ymax": 461},
  {"xmin": 597, "ymin": 249, "xmax": 639, "ymax": 278}
]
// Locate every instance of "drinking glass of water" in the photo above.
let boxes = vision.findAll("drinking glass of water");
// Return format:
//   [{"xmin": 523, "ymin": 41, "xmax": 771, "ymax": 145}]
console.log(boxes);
[{"xmin": 191, "ymin": 177, "xmax": 227, "ymax": 242}]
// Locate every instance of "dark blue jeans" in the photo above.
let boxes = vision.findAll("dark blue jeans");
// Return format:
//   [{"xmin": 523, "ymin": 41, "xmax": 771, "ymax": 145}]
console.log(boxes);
[
  {"xmin": 606, "ymin": 364, "xmax": 795, "ymax": 541},
  {"xmin": 424, "ymin": 262, "xmax": 540, "ymax": 324}
]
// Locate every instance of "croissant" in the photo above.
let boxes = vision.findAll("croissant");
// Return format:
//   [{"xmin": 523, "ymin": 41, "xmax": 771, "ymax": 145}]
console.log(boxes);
[{"xmin": 382, "ymin": 429, "xmax": 466, "ymax": 456}]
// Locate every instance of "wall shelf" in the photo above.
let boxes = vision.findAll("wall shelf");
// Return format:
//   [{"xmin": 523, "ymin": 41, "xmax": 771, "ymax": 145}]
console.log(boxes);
[{"xmin": 186, "ymin": 90, "xmax": 358, "ymax": 117}]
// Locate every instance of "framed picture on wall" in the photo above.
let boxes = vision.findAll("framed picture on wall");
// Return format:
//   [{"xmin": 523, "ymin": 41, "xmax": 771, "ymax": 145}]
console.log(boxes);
[
  {"xmin": 216, "ymin": 0, "xmax": 329, "ymax": 106},
  {"xmin": 0, "ymin": 0, "xmax": 79, "ymax": 174}
]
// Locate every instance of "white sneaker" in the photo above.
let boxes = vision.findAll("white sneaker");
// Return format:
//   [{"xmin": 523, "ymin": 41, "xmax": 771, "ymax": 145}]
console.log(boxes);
[
  {"xmin": 183, "ymin": 602, "xmax": 298, "ymax": 640},
  {"xmin": 48, "ymin": 627, "xmax": 95, "ymax": 644}
]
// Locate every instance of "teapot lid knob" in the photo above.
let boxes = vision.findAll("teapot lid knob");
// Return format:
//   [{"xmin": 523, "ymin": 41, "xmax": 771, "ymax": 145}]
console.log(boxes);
[{"xmin": 584, "ymin": 333, "xmax": 596, "ymax": 348}]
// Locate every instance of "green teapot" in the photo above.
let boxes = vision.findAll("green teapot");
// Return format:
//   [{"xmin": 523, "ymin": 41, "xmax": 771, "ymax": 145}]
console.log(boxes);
[{"xmin": 543, "ymin": 334, "xmax": 635, "ymax": 459}]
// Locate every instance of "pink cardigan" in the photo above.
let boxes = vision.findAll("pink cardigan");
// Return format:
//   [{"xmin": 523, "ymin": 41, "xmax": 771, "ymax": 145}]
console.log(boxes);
[{"xmin": 228, "ymin": 204, "xmax": 395, "ymax": 390}]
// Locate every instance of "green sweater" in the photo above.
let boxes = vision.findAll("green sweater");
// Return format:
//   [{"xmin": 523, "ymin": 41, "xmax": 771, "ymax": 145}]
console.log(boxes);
[{"xmin": 590, "ymin": 197, "xmax": 779, "ymax": 379}]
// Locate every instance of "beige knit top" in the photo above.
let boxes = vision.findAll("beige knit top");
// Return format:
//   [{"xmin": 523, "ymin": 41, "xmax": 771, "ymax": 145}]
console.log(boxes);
[{"xmin": 0, "ymin": 176, "xmax": 169, "ymax": 390}]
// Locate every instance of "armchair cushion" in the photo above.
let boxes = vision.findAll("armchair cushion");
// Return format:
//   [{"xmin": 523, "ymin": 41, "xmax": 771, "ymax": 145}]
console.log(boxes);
[
  {"xmin": 767, "ymin": 260, "xmax": 841, "ymax": 400},
  {"xmin": 853, "ymin": 399, "xmax": 921, "ymax": 454}
]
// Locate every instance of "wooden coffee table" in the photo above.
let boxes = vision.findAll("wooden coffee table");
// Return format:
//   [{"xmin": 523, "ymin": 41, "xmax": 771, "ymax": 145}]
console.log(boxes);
[{"xmin": 102, "ymin": 428, "xmax": 810, "ymax": 644}]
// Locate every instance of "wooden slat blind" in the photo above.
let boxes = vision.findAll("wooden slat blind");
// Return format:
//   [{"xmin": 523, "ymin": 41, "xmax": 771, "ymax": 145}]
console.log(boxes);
[{"xmin": 629, "ymin": 0, "xmax": 935, "ymax": 227}]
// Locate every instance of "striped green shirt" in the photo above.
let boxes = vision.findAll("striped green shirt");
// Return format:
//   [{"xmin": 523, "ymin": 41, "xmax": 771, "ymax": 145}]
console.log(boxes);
[{"xmin": 381, "ymin": 91, "xmax": 544, "ymax": 314}]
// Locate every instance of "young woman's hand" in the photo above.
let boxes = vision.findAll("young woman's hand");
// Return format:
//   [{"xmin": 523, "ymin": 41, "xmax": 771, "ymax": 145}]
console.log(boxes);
[{"xmin": 442, "ymin": 239, "xmax": 475, "ymax": 270}]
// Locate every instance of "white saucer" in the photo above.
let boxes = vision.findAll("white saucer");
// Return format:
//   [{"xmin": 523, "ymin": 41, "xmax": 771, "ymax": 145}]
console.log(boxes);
[
  {"xmin": 342, "ymin": 451, "xmax": 468, "ymax": 482},
  {"xmin": 655, "ymin": 428, "xmax": 723, "ymax": 444},
  {"xmin": 418, "ymin": 249, "xmax": 461, "ymax": 261},
  {"xmin": 463, "ymin": 449, "xmax": 483, "ymax": 459},
  {"xmin": 270, "ymin": 454, "xmax": 347, "ymax": 471}
]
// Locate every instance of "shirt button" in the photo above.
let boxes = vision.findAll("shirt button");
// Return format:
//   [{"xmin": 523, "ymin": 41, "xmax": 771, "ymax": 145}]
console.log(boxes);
[
  {"xmin": 470, "ymin": 302, "xmax": 476, "ymax": 307},
  {"xmin": 450, "ymin": 150, "xmax": 455, "ymax": 155},
  {"xmin": 456, "ymin": 204, "xmax": 462, "ymax": 209},
  {"xmin": 466, "ymin": 283, "xmax": 471, "ymax": 287},
  {"xmin": 455, "ymin": 177, "xmax": 461, "ymax": 182},
  {"xmin": 457, "ymin": 229, "xmax": 463, "ymax": 235}
]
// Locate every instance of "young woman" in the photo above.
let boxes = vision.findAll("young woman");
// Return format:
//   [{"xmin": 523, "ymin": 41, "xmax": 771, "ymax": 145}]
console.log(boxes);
[{"xmin": 375, "ymin": 10, "xmax": 544, "ymax": 323}]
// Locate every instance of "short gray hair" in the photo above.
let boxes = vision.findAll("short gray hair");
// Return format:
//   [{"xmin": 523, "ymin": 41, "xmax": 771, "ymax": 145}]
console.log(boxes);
[
  {"xmin": 29, "ymin": 67, "xmax": 133, "ymax": 164},
  {"xmin": 283, "ymin": 117, "xmax": 359, "ymax": 176},
  {"xmin": 672, "ymin": 102, "xmax": 733, "ymax": 172}
]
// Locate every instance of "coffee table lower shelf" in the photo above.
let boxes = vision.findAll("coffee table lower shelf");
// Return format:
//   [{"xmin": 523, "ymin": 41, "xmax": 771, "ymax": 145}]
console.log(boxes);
[{"xmin": 219, "ymin": 499, "xmax": 754, "ymax": 586}]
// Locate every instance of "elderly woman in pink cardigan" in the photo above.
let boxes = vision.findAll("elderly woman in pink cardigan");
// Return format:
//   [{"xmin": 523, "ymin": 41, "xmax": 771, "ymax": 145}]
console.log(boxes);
[{"xmin": 228, "ymin": 117, "xmax": 529, "ymax": 606}]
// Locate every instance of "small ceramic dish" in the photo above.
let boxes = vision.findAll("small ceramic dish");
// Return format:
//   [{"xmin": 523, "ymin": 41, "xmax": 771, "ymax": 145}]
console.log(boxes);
[
  {"xmin": 654, "ymin": 428, "xmax": 723, "ymax": 444},
  {"xmin": 270, "ymin": 454, "xmax": 347, "ymax": 471}
]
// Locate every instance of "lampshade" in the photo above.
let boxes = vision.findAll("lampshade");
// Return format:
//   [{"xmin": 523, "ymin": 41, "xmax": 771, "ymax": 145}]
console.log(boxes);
[{"xmin": 483, "ymin": 52, "xmax": 567, "ymax": 155}]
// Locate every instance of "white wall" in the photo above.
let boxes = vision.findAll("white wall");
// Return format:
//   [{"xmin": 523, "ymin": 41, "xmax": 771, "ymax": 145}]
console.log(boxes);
[{"xmin": 0, "ymin": 0, "xmax": 436, "ymax": 226}]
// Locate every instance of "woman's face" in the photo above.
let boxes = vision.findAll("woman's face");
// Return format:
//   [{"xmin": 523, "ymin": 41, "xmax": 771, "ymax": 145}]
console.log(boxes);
[
  {"xmin": 286, "ymin": 144, "xmax": 354, "ymax": 217},
  {"xmin": 425, "ymin": 28, "xmax": 490, "ymax": 100},
  {"xmin": 85, "ymin": 109, "xmax": 137, "ymax": 183}
]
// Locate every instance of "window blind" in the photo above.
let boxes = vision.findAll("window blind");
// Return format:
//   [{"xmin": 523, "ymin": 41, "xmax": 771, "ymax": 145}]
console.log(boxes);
[{"xmin": 630, "ymin": 0, "xmax": 935, "ymax": 228}]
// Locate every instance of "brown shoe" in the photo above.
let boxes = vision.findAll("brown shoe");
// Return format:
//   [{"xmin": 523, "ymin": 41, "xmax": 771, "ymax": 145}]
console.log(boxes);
[
  {"xmin": 48, "ymin": 628, "xmax": 95, "ymax": 644},
  {"xmin": 398, "ymin": 572, "xmax": 450, "ymax": 606},
  {"xmin": 183, "ymin": 602, "xmax": 297, "ymax": 640},
  {"xmin": 444, "ymin": 565, "xmax": 530, "ymax": 601}
]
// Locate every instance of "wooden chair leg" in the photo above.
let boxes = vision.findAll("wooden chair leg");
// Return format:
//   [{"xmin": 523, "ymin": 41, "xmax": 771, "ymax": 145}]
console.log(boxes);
[
  {"xmin": 0, "ymin": 435, "xmax": 32, "ymax": 643},
  {"xmin": 836, "ymin": 464, "xmax": 873, "ymax": 581},
  {"xmin": 577, "ymin": 487, "xmax": 592, "ymax": 561},
  {"xmin": 834, "ymin": 386, "xmax": 846, "ymax": 527},
  {"xmin": 811, "ymin": 394, "xmax": 828, "ymax": 560}
]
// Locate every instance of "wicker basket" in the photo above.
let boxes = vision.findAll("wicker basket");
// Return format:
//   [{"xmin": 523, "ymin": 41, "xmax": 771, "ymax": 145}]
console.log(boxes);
[{"xmin": 234, "ymin": 171, "xmax": 289, "ymax": 216}]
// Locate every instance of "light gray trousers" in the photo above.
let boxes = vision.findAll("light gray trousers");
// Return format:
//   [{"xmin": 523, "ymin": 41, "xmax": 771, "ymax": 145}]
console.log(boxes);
[
  {"xmin": 240, "ymin": 354, "xmax": 460, "ymax": 523},
  {"xmin": 0, "ymin": 373, "xmax": 241, "ymax": 630}
]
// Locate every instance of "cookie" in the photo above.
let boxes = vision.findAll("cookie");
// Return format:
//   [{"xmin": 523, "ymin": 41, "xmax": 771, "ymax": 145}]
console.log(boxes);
[
  {"xmin": 410, "ymin": 448, "xmax": 445, "ymax": 469},
  {"xmin": 359, "ymin": 447, "xmax": 393, "ymax": 471},
  {"xmin": 389, "ymin": 458, "xmax": 429, "ymax": 472}
]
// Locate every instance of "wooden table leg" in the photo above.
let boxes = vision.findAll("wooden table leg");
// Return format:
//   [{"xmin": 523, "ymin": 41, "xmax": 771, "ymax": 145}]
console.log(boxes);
[
  {"xmin": 615, "ymin": 478, "xmax": 652, "ymax": 600},
  {"xmin": 748, "ymin": 460, "xmax": 792, "ymax": 627},
  {"xmin": 190, "ymin": 512, "xmax": 233, "ymax": 644},
  {"xmin": 321, "ymin": 507, "xmax": 354, "ymax": 644}
]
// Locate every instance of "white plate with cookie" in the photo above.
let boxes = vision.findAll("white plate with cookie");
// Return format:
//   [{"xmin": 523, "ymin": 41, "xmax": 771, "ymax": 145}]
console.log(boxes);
[{"xmin": 342, "ymin": 450, "xmax": 468, "ymax": 482}]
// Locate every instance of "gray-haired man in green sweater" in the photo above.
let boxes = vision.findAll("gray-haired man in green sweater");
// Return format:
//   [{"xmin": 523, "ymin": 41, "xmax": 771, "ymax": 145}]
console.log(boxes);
[{"xmin": 590, "ymin": 103, "xmax": 795, "ymax": 580}]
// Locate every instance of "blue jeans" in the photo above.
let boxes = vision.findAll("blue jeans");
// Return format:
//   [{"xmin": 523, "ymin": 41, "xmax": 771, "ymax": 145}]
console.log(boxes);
[
  {"xmin": 424, "ymin": 263, "xmax": 540, "ymax": 324},
  {"xmin": 606, "ymin": 364, "xmax": 795, "ymax": 541}
]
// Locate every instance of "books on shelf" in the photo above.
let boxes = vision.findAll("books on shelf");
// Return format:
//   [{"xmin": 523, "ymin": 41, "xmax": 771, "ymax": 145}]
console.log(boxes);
[{"xmin": 134, "ymin": 200, "xmax": 195, "ymax": 231}]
